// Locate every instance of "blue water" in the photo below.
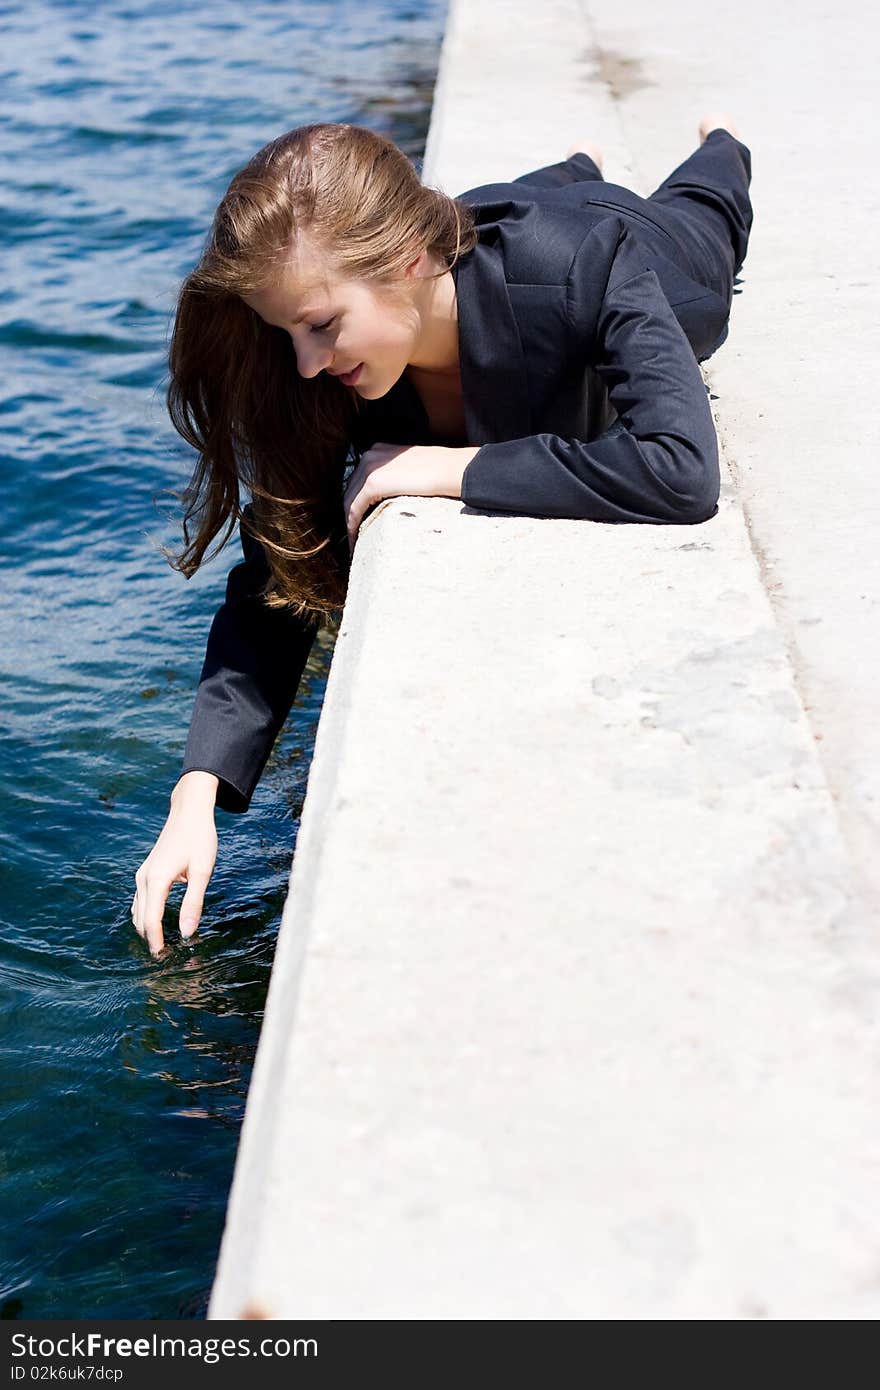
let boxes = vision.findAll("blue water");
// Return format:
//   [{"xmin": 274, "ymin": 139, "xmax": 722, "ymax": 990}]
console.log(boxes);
[{"xmin": 0, "ymin": 0, "xmax": 446, "ymax": 1320}]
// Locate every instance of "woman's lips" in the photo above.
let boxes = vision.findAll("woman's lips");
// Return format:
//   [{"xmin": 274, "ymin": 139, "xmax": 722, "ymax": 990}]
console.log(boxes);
[{"xmin": 339, "ymin": 363, "xmax": 363, "ymax": 386}]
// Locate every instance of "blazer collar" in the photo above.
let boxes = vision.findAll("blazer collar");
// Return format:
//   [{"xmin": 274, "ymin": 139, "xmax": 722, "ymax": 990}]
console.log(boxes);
[
  {"xmin": 353, "ymin": 220, "xmax": 532, "ymax": 449},
  {"xmin": 452, "ymin": 232, "xmax": 532, "ymax": 445}
]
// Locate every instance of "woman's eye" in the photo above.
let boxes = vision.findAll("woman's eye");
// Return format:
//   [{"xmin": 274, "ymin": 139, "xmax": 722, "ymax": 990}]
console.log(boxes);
[{"xmin": 310, "ymin": 317, "xmax": 335, "ymax": 333}]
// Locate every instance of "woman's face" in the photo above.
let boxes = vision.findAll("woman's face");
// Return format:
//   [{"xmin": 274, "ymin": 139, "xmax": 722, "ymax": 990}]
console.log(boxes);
[{"xmin": 241, "ymin": 234, "xmax": 424, "ymax": 399}]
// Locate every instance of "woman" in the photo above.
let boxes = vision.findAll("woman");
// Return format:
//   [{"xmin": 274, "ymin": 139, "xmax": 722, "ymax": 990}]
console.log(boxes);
[{"xmin": 132, "ymin": 115, "xmax": 753, "ymax": 953}]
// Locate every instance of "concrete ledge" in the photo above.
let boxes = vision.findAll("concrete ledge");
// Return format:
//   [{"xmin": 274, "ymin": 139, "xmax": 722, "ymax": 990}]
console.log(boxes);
[{"xmin": 209, "ymin": 0, "xmax": 879, "ymax": 1319}]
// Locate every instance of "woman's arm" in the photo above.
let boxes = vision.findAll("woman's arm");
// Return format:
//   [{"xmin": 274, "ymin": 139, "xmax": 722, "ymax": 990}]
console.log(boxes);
[
  {"xmin": 132, "ymin": 510, "xmax": 319, "ymax": 953},
  {"xmin": 459, "ymin": 218, "xmax": 720, "ymax": 525},
  {"xmin": 181, "ymin": 504, "xmax": 320, "ymax": 813}
]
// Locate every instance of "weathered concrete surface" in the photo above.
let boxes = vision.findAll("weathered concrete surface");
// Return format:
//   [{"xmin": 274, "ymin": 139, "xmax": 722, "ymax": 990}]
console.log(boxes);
[
  {"xmin": 209, "ymin": 0, "xmax": 880, "ymax": 1319},
  {"xmin": 573, "ymin": 0, "xmax": 880, "ymax": 954}
]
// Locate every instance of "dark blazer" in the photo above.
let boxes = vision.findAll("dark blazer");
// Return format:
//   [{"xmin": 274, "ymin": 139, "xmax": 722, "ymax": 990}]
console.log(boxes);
[{"xmin": 182, "ymin": 131, "xmax": 753, "ymax": 812}]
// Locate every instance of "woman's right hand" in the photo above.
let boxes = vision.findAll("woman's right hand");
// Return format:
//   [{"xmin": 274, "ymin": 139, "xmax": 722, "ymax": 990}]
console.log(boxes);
[{"xmin": 132, "ymin": 771, "xmax": 220, "ymax": 956}]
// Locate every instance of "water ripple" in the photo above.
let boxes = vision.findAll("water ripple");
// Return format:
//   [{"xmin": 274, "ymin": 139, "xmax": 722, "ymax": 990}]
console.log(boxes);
[{"xmin": 0, "ymin": 0, "xmax": 444, "ymax": 1320}]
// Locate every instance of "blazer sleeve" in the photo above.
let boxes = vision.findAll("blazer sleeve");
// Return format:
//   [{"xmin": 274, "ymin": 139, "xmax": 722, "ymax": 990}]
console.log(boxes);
[
  {"xmin": 181, "ymin": 505, "xmax": 320, "ymax": 814},
  {"xmin": 460, "ymin": 218, "xmax": 720, "ymax": 526}
]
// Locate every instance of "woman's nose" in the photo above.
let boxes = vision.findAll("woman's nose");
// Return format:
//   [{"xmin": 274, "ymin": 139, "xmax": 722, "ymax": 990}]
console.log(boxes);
[{"xmin": 293, "ymin": 335, "xmax": 333, "ymax": 379}]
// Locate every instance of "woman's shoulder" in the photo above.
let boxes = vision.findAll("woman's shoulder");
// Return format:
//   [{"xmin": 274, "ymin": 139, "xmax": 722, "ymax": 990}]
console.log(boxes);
[{"xmin": 455, "ymin": 181, "xmax": 615, "ymax": 288}]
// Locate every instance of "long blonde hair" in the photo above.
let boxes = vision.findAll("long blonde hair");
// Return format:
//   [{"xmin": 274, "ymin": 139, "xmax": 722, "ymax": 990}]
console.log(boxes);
[{"xmin": 166, "ymin": 122, "xmax": 477, "ymax": 624}]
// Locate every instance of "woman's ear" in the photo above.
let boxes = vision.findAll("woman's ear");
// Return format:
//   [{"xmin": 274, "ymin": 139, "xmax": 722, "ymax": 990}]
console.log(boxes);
[{"xmin": 403, "ymin": 245, "xmax": 431, "ymax": 279}]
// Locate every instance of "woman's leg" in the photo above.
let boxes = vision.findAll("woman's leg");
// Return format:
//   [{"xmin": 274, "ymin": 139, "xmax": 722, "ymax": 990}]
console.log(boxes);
[
  {"xmin": 513, "ymin": 147, "xmax": 604, "ymax": 189},
  {"xmin": 648, "ymin": 117, "xmax": 753, "ymax": 289}
]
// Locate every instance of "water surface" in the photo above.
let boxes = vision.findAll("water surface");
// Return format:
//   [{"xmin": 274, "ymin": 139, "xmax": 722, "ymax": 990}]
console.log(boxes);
[{"xmin": 0, "ymin": 0, "xmax": 446, "ymax": 1319}]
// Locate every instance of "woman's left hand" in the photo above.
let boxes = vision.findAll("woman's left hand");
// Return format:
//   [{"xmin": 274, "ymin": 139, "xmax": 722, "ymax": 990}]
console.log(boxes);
[{"xmin": 343, "ymin": 442, "xmax": 479, "ymax": 555}]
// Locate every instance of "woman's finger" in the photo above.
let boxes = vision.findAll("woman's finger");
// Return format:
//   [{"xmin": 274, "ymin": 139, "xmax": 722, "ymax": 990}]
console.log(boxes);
[
  {"xmin": 345, "ymin": 475, "xmax": 371, "ymax": 553},
  {"xmin": 347, "ymin": 491, "xmax": 365, "ymax": 553},
  {"xmin": 133, "ymin": 872, "xmax": 147, "ymax": 939},
  {"xmin": 344, "ymin": 442, "xmax": 410, "ymax": 552},
  {"xmin": 141, "ymin": 877, "xmax": 169, "ymax": 956},
  {"xmin": 179, "ymin": 868, "xmax": 212, "ymax": 940}
]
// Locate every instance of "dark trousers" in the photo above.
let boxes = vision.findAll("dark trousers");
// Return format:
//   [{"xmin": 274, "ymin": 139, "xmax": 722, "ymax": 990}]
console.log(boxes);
[{"xmin": 514, "ymin": 129, "xmax": 753, "ymax": 350}]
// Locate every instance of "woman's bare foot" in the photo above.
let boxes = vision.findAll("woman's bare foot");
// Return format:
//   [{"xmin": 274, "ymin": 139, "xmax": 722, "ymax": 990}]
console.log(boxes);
[
  {"xmin": 565, "ymin": 138, "xmax": 604, "ymax": 170},
  {"xmin": 699, "ymin": 112, "xmax": 741, "ymax": 143}
]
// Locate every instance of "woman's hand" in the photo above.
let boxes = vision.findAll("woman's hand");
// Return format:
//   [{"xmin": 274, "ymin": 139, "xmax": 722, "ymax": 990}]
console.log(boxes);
[
  {"xmin": 343, "ymin": 442, "xmax": 479, "ymax": 554},
  {"xmin": 132, "ymin": 771, "xmax": 219, "ymax": 956}
]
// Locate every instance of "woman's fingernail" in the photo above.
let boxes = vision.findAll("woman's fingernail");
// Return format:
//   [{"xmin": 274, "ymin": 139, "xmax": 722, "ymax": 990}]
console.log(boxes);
[{"xmin": 180, "ymin": 917, "xmax": 197, "ymax": 935}]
